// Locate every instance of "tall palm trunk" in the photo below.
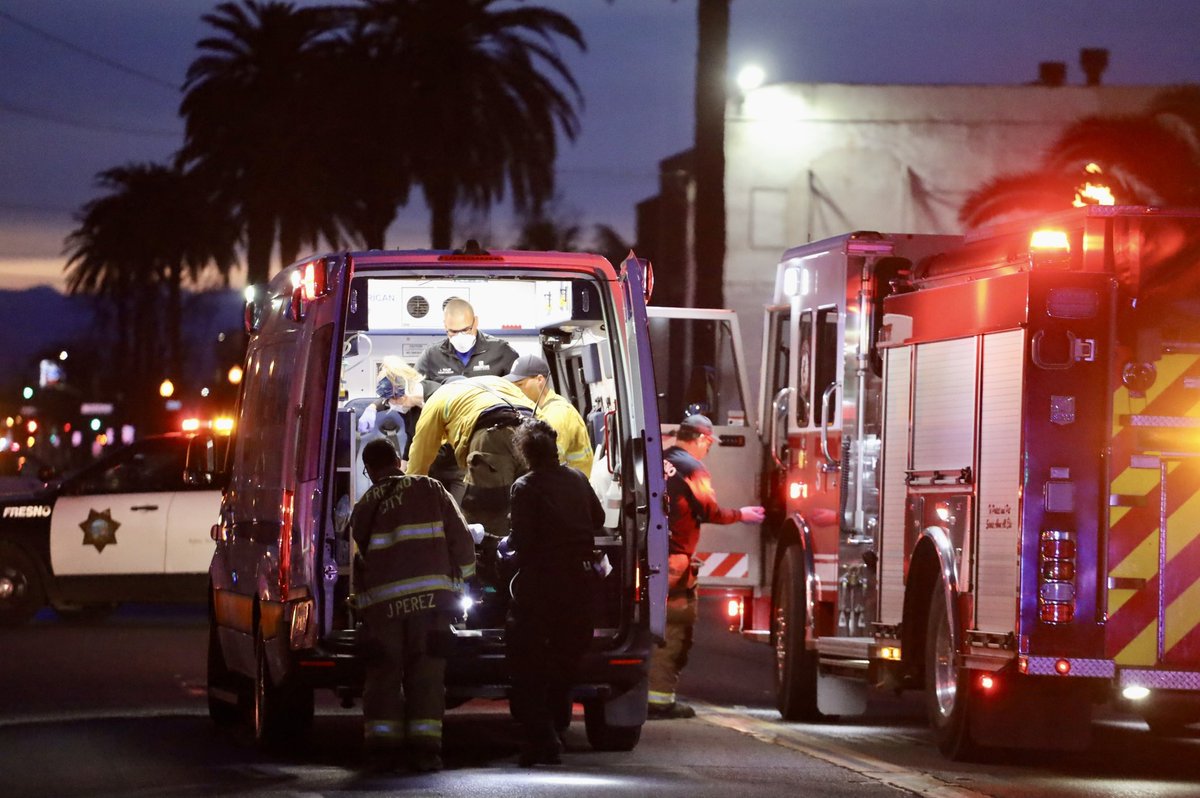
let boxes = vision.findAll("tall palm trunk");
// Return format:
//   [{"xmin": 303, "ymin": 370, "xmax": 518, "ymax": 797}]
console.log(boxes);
[
  {"xmin": 245, "ymin": 206, "xmax": 275, "ymax": 286},
  {"xmin": 166, "ymin": 261, "xmax": 183, "ymax": 381},
  {"xmin": 693, "ymin": 0, "xmax": 728, "ymax": 312},
  {"xmin": 426, "ymin": 181, "xmax": 455, "ymax": 249},
  {"xmin": 278, "ymin": 221, "xmax": 301, "ymax": 271}
]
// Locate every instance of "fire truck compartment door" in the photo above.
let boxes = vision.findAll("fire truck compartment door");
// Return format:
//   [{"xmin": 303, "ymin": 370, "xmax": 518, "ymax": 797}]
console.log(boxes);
[
  {"xmin": 622, "ymin": 255, "xmax": 668, "ymax": 640},
  {"xmin": 1107, "ymin": 353, "xmax": 1200, "ymax": 668}
]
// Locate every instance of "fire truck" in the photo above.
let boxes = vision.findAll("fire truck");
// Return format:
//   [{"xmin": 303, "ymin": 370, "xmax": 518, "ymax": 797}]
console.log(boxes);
[{"xmin": 693, "ymin": 205, "xmax": 1200, "ymax": 758}]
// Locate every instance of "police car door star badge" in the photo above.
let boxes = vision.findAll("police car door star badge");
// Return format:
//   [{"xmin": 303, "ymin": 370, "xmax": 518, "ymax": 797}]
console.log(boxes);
[{"xmin": 80, "ymin": 509, "xmax": 120, "ymax": 552}]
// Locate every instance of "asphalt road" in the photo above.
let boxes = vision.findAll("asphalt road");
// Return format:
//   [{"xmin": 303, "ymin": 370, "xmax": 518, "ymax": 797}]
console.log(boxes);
[{"xmin": 4, "ymin": 599, "xmax": 1200, "ymax": 797}]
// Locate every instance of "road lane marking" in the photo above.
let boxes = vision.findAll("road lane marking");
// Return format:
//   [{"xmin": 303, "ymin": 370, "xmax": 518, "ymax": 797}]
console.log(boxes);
[{"xmin": 695, "ymin": 704, "xmax": 992, "ymax": 798}]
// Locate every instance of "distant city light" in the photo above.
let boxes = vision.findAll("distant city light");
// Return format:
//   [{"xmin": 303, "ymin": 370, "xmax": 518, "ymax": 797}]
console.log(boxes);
[
  {"xmin": 159, "ymin": 379, "xmax": 175, "ymax": 398},
  {"xmin": 737, "ymin": 64, "xmax": 766, "ymax": 93},
  {"xmin": 90, "ymin": 418, "xmax": 102, "ymax": 432},
  {"xmin": 22, "ymin": 386, "xmax": 33, "ymax": 400},
  {"xmin": 201, "ymin": 387, "xmax": 210, "ymax": 398},
  {"xmin": 228, "ymin": 365, "xmax": 244, "ymax": 385},
  {"xmin": 58, "ymin": 350, "xmax": 68, "ymax": 361}
]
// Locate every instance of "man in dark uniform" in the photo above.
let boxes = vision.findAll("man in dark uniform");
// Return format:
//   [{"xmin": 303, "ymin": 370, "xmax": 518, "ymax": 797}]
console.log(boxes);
[
  {"xmin": 350, "ymin": 439, "xmax": 477, "ymax": 773},
  {"xmin": 412, "ymin": 298, "xmax": 520, "ymax": 501},
  {"xmin": 648, "ymin": 414, "xmax": 765, "ymax": 719}
]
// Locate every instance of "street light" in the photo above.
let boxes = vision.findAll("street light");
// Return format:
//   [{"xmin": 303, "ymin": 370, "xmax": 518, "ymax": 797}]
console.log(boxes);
[
  {"xmin": 228, "ymin": 365, "xmax": 244, "ymax": 385},
  {"xmin": 159, "ymin": 379, "xmax": 175, "ymax": 398},
  {"xmin": 737, "ymin": 64, "xmax": 766, "ymax": 94}
]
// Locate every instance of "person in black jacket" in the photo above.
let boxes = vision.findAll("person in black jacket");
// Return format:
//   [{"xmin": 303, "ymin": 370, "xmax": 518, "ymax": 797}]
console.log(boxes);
[{"xmin": 503, "ymin": 418, "xmax": 604, "ymax": 766}]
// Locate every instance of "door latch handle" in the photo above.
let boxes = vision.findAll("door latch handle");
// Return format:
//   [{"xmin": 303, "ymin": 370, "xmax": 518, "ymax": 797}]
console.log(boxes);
[{"xmin": 130, "ymin": 504, "xmax": 159, "ymax": 511}]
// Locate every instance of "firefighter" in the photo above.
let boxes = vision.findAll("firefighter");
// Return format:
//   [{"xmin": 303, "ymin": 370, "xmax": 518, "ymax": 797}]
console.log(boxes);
[
  {"xmin": 504, "ymin": 354, "xmax": 594, "ymax": 476},
  {"xmin": 411, "ymin": 298, "xmax": 520, "ymax": 502},
  {"xmin": 503, "ymin": 418, "xmax": 604, "ymax": 766},
  {"xmin": 649, "ymin": 414, "xmax": 765, "ymax": 719},
  {"xmin": 406, "ymin": 375, "xmax": 535, "ymax": 540},
  {"xmin": 350, "ymin": 438, "xmax": 476, "ymax": 773}
]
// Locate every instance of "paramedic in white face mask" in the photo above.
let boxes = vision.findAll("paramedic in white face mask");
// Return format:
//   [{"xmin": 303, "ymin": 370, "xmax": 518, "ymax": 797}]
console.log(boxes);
[{"xmin": 411, "ymin": 298, "xmax": 520, "ymax": 500}]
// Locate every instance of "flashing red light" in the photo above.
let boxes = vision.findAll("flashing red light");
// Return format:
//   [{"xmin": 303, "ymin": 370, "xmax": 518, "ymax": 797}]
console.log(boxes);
[
  {"xmin": 1040, "ymin": 602, "xmax": 1075, "ymax": 624},
  {"xmin": 300, "ymin": 259, "xmax": 326, "ymax": 301},
  {"xmin": 978, "ymin": 674, "xmax": 997, "ymax": 692},
  {"xmin": 1055, "ymin": 658, "xmax": 1071, "ymax": 675},
  {"xmin": 1041, "ymin": 559, "xmax": 1075, "ymax": 581},
  {"xmin": 1040, "ymin": 538, "xmax": 1076, "ymax": 559},
  {"xmin": 1030, "ymin": 229, "xmax": 1070, "ymax": 252}
]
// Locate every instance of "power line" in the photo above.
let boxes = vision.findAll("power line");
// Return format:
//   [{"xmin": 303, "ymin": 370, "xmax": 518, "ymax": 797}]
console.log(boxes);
[
  {"xmin": 0, "ymin": 9, "xmax": 179, "ymax": 93},
  {"xmin": 0, "ymin": 98, "xmax": 180, "ymax": 138}
]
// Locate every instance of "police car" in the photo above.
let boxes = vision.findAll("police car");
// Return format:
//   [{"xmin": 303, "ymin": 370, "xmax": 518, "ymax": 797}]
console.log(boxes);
[{"xmin": 0, "ymin": 431, "xmax": 227, "ymax": 625}]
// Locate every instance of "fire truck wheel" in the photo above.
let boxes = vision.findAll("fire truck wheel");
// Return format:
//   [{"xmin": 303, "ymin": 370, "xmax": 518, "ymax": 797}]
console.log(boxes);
[
  {"xmin": 924, "ymin": 580, "xmax": 978, "ymax": 760},
  {"xmin": 773, "ymin": 545, "xmax": 820, "ymax": 720},
  {"xmin": 583, "ymin": 699, "xmax": 643, "ymax": 751},
  {"xmin": 252, "ymin": 628, "xmax": 314, "ymax": 746},
  {"xmin": 207, "ymin": 616, "xmax": 247, "ymax": 727},
  {"xmin": 0, "ymin": 543, "xmax": 45, "ymax": 626}
]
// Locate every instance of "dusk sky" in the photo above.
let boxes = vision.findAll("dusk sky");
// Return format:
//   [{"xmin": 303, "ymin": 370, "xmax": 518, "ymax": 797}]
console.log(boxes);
[{"xmin": 2, "ymin": 0, "xmax": 1199, "ymax": 292}]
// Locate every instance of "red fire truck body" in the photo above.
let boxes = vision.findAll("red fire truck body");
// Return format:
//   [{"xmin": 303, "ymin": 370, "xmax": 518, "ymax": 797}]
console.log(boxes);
[{"xmin": 734, "ymin": 205, "xmax": 1200, "ymax": 757}]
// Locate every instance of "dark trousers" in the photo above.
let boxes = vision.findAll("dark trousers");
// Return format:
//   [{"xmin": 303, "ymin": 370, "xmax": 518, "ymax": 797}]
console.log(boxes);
[
  {"xmin": 506, "ymin": 564, "xmax": 596, "ymax": 745},
  {"xmin": 362, "ymin": 609, "xmax": 452, "ymax": 753},
  {"xmin": 648, "ymin": 553, "xmax": 698, "ymax": 707}
]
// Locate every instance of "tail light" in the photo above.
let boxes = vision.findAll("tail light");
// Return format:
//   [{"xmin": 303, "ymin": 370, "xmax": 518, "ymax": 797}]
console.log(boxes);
[
  {"xmin": 279, "ymin": 489, "xmax": 294, "ymax": 601},
  {"xmin": 1039, "ymin": 529, "xmax": 1075, "ymax": 623}
]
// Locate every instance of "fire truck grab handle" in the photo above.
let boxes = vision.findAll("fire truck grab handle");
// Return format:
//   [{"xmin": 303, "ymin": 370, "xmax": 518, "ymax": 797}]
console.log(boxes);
[
  {"xmin": 768, "ymin": 387, "xmax": 793, "ymax": 468},
  {"xmin": 820, "ymin": 382, "xmax": 840, "ymax": 467}
]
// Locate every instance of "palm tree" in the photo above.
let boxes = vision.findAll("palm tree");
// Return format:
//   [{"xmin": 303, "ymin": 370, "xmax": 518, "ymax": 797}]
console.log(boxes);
[
  {"xmin": 64, "ymin": 164, "xmax": 238, "ymax": 403},
  {"xmin": 960, "ymin": 87, "xmax": 1200, "ymax": 228},
  {"xmin": 180, "ymin": 0, "xmax": 346, "ymax": 285},
  {"xmin": 352, "ymin": 0, "xmax": 585, "ymax": 248}
]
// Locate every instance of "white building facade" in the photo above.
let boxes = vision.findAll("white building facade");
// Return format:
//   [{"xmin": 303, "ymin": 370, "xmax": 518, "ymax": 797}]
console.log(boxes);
[{"xmin": 722, "ymin": 81, "xmax": 1170, "ymax": 389}]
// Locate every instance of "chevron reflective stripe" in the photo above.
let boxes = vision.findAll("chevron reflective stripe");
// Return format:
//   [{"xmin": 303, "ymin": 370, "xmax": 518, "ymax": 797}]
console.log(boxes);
[
  {"xmin": 360, "ymin": 575, "xmax": 455, "ymax": 608},
  {"xmin": 695, "ymin": 552, "xmax": 749, "ymax": 579},
  {"xmin": 407, "ymin": 718, "xmax": 442, "ymax": 740},
  {"xmin": 369, "ymin": 522, "xmax": 445, "ymax": 551},
  {"xmin": 1107, "ymin": 352, "xmax": 1200, "ymax": 667},
  {"xmin": 364, "ymin": 719, "xmax": 404, "ymax": 740}
]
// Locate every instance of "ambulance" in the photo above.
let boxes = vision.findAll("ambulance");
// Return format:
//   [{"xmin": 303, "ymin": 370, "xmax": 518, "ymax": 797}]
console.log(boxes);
[{"xmin": 206, "ymin": 244, "xmax": 666, "ymax": 750}]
